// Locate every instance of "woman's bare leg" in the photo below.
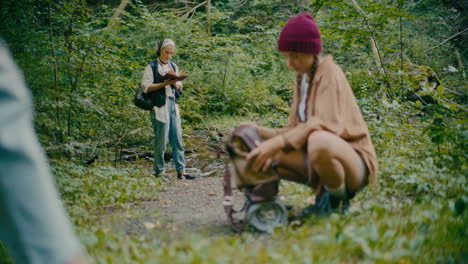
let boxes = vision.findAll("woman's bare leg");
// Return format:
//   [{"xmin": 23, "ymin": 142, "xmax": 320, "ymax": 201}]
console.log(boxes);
[
  {"xmin": 307, "ymin": 131, "xmax": 366, "ymax": 193},
  {"xmin": 273, "ymin": 150, "xmax": 308, "ymax": 184}
]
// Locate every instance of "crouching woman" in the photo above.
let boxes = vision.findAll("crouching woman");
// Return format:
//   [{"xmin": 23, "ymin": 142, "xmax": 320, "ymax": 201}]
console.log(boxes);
[{"xmin": 246, "ymin": 13, "xmax": 378, "ymax": 217}]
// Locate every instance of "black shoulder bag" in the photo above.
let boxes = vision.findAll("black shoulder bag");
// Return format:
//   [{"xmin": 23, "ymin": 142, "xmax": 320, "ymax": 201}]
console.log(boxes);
[
  {"xmin": 133, "ymin": 62, "xmax": 158, "ymax": 111},
  {"xmin": 134, "ymin": 86, "xmax": 153, "ymax": 111}
]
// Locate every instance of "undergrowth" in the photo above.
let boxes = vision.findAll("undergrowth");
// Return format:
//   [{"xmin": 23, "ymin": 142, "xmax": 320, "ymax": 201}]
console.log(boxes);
[{"xmin": 44, "ymin": 101, "xmax": 467, "ymax": 264}]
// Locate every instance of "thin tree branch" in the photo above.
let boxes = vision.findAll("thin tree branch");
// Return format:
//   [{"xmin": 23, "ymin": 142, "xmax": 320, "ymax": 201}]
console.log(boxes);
[
  {"xmin": 107, "ymin": 0, "xmax": 131, "ymax": 29},
  {"xmin": 310, "ymin": 0, "xmax": 327, "ymax": 16},
  {"xmin": 424, "ymin": 27, "xmax": 468, "ymax": 52},
  {"xmin": 239, "ymin": 0, "xmax": 248, "ymax": 6},
  {"xmin": 350, "ymin": 0, "xmax": 390, "ymax": 84},
  {"xmin": 181, "ymin": 0, "xmax": 207, "ymax": 18}
]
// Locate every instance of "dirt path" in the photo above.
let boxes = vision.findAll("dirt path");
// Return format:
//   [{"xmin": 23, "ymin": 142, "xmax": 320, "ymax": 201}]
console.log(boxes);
[
  {"xmin": 98, "ymin": 177, "xmax": 245, "ymax": 244},
  {"xmin": 124, "ymin": 176, "xmax": 245, "ymax": 237},
  {"xmin": 99, "ymin": 129, "xmax": 246, "ymax": 239}
]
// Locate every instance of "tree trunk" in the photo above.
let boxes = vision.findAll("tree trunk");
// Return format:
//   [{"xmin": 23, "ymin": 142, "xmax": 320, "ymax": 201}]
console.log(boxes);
[
  {"xmin": 399, "ymin": 0, "xmax": 404, "ymax": 93},
  {"xmin": 107, "ymin": 0, "xmax": 130, "ymax": 29},
  {"xmin": 206, "ymin": 0, "xmax": 211, "ymax": 35},
  {"xmin": 455, "ymin": 48, "xmax": 466, "ymax": 79},
  {"xmin": 350, "ymin": 0, "xmax": 390, "ymax": 88},
  {"xmin": 48, "ymin": 2, "xmax": 64, "ymax": 144},
  {"xmin": 370, "ymin": 37, "xmax": 382, "ymax": 74}
]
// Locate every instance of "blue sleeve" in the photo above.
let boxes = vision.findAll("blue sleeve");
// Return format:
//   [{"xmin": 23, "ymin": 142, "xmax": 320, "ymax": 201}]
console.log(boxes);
[{"xmin": 0, "ymin": 42, "xmax": 85, "ymax": 263}]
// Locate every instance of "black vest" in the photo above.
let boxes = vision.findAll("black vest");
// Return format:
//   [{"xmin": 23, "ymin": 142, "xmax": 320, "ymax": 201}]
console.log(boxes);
[{"xmin": 148, "ymin": 60, "xmax": 177, "ymax": 107}]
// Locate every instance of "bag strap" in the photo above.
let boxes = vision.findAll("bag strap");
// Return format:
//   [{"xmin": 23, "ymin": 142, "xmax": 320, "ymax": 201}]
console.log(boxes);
[
  {"xmin": 223, "ymin": 164, "xmax": 234, "ymax": 224},
  {"xmin": 169, "ymin": 61, "xmax": 177, "ymax": 72},
  {"xmin": 223, "ymin": 164, "xmax": 248, "ymax": 233},
  {"xmin": 150, "ymin": 61, "xmax": 158, "ymax": 84},
  {"xmin": 168, "ymin": 61, "xmax": 181, "ymax": 100}
]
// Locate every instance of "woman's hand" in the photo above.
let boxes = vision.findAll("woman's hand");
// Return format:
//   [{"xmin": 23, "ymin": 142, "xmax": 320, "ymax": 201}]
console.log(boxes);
[
  {"xmin": 164, "ymin": 79, "xmax": 178, "ymax": 86},
  {"xmin": 175, "ymin": 81, "xmax": 182, "ymax": 90},
  {"xmin": 246, "ymin": 136, "xmax": 284, "ymax": 173}
]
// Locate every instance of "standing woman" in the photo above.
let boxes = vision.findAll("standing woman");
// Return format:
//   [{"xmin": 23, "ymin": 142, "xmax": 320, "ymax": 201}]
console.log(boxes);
[
  {"xmin": 141, "ymin": 39, "xmax": 195, "ymax": 179},
  {"xmin": 246, "ymin": 13, "xmax": 378, "ymax": 216}
]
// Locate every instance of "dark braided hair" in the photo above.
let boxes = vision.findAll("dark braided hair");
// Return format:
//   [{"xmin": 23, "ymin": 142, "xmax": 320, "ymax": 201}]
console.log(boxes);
[{"xmin": 309, "ymin": 55, "xmax": 319, "ymax": 82}]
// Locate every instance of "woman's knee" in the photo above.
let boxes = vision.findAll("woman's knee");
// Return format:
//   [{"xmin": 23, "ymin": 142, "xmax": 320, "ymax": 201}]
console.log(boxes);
[{"xmin": 307, "ymin": 131, "xmax": 338, "ymax": 161}]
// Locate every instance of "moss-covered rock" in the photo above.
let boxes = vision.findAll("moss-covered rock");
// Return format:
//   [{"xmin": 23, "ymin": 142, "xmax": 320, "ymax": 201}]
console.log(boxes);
[
  {"xmin": 182, "ymin": 110, "xmax": 204, "ymax": 124},
  {"xmin": 403, "ymin": 63, "xmax": 443, "ymax": 103}
]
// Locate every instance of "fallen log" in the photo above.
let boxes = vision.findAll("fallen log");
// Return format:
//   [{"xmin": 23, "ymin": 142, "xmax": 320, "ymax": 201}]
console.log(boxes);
[{"xmin": 113, "ymin": 151, "xmax": 153, "ymax": 162}]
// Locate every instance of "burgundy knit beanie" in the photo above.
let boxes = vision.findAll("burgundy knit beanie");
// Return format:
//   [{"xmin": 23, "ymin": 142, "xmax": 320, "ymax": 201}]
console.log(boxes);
[{"xmin": 278, "ymin": 12, "xmax": 322, "ymax": 54}]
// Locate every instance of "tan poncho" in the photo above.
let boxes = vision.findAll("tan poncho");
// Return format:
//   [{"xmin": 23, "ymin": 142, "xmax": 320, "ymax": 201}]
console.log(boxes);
[{"xmin": 258, "ymin": 55, "xmax": 378, "ymax": 187}]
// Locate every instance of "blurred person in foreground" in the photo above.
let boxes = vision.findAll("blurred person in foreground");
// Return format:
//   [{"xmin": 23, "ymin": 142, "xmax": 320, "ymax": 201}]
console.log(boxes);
[{"xmin": 0, "ymin": 39, "xmax": 87, "ymax": 263}]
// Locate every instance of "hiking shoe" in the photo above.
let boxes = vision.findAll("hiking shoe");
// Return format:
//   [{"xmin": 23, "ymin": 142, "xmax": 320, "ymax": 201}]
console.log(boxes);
[
  {"xmin": 177, "ymin": 173, "xmax": 196, "ymax": 180},
  {"xmin": 298, "ymin": 191, "xmax": 349, "ymax": 219},
  {"xmin": 154, "ymin": 173, "xmax": 170, "ymax": 181},
  {"xmin": 154, "ymin": 172, "xmax": 165, "ymax": 178}
]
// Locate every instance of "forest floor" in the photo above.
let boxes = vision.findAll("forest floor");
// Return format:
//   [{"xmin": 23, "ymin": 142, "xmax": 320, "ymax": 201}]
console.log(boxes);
[
  {"xmin": 96, "ymin": 128, "xmax": 249, "ymax": 243},
  {"xmin": 98, "ymin": 173, "xmax": 247, "ymax": 242},
  {"xmin": 49, "ymin": 117, "xmax": 466, "ymax": 263}
]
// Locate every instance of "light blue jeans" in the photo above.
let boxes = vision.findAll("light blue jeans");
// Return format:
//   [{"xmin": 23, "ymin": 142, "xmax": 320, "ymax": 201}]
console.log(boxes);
[{"xmin": 150, "ymin": 98, "xmax": 186, "ymax": 175}]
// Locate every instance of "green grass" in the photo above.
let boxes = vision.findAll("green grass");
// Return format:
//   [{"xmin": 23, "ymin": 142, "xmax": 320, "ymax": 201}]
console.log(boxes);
[
  {"xmin": 192, "ymin": 111, "xmax": 289, "ymax": 132},
  {"xmin": 4, "ymin": 102, "xmax": 465, "ymax": 264}
]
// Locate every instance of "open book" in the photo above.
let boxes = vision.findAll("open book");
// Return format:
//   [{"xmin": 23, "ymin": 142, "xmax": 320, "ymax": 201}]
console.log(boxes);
[{"xmin": 163, "ymin": 70, "xmax": 189, "ymax": 81}]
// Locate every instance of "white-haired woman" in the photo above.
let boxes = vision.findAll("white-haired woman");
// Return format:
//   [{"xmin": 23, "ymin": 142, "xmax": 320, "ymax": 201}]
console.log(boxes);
[{"xmin": 141, "ymin": 39, "xmax": 195, "ymax": 180}]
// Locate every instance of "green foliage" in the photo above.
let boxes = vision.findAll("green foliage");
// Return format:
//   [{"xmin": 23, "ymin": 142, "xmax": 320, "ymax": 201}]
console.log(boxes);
[
  {"xmin": 422, "ymin": 106, "xmax": 467, "ymax": 170},
  {"xmin": 57, "ymin": 110, "xmax": 467, "ymax": 263},
  {"xmin": 1, "ymin": 0, "xmax": 465, "ymax": 156},
  {"xmin": 0, "ymin": 243, "xmax": 14, "ymax": 264},
  {"xmin": 44, "ymin": 99, "xmax": 465, "ymax": 263},
  {"xmin": 52, "ymin": 160, "xmax": 163, "ymax": 219},
  {"xmin": 0, "ymin": 0, "xmax": 466, "ymax": 263}
]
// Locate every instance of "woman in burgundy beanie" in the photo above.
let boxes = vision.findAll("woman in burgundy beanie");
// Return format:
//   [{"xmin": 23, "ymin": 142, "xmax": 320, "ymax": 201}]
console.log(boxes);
[{"xmin": 246, "ymin": 12, "xmax": 378, "ymax": 218}]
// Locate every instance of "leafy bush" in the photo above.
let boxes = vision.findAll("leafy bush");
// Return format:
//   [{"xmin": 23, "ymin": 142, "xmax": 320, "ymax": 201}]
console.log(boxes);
[{"xmin": 52, "ymin": 161, "xmax": 163, "ymax": 218}]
